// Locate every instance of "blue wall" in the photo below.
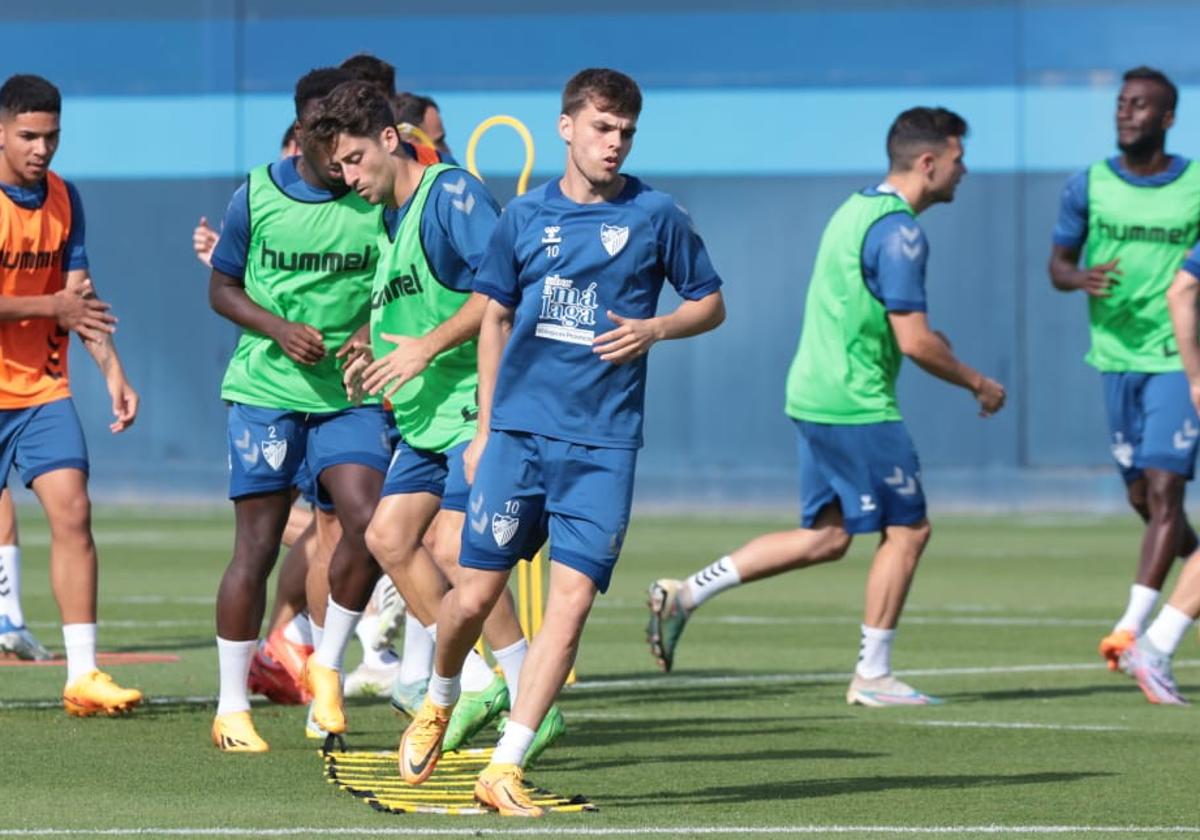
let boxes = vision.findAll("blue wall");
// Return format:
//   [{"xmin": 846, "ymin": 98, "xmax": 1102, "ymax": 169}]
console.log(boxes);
[{"xmin": 7, "ymin": 1, "xmax": 1197, "ymax": 503}]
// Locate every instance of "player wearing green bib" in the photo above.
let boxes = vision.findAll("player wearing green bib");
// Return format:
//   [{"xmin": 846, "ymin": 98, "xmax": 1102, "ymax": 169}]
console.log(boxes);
[
  {"xmin": 304, "ymin": 81, "xmax": 535, "ymax": 749},
  {"xmin": 207, "ymin": 68, "xmax": 395, "ymax": 753},
  {"xmin": 647, "ymin": 108, "xmax": 1005, "ymax": 707},
  {"xmin": 1049, "ymin": 67, "xmax": 1200, "ymax": 671}
]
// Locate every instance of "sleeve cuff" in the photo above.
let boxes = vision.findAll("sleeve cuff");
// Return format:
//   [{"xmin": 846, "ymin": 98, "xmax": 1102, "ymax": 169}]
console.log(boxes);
[
  {"xmin": 884, "ymin": 299, "xmax": 927, "ymax": 313},
  {"xmin": 679, "ymin": 277, "xmax": 723, "ymax": 301},
  {"xmin": 1052, "ymin": 234, "xmax": 1085, "ymax": 249},
  {"xmin": 210, "ymin": 256, "xmax": 245, "ymax": 280},
  {"xmin": 475, "ymin": 282, "xmax": 519, "ymax": 308}
]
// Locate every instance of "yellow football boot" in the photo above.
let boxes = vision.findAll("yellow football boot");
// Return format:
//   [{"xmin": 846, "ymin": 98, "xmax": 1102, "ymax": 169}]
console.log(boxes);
[
  {"xmin": 301, "ymin": 655, "xmax": 346, "ymax": 735},
  {"xmin": 62, "ymin": 670, "xmax": 142, "ymax": 717},
  {"xmin": 398, "ymin": 696, "xmax": 452, "ymax": 784},
  {"xmin": 211, "ymin": 711, "xmax": 269, "ymax": 752},
  {"xmin": 474, "ymin": 763, "xmax": 545, "ymax": 817}
]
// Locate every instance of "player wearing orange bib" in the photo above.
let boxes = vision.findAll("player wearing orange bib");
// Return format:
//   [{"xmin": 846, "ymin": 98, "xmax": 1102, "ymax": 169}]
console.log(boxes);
[{"xmin": 0, "ymin": 74, "xmax": 141, "ymax": 715}]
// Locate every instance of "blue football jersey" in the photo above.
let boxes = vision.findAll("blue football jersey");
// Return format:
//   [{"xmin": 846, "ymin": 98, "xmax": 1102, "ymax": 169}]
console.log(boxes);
[{"xmin": 474, "ymin": 176, "xmax": 722, "ymax": 449}]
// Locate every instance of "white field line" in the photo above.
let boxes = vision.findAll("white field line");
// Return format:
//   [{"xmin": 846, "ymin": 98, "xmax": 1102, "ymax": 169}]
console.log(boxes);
[
  {"xmin": 1, "ymin": 825, "xmax": 1199, "ymax": 836},
  {"xmin": 4, "ymin": 658, "xmax": 1198, "ymax": 711},
  {"xmin": 907, "ymin": 720, "xmax": 1128, "ymax": 732}
]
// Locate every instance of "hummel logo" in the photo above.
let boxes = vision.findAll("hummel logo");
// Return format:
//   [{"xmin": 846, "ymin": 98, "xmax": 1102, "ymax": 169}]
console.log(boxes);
[
  {"xmin": 1173, "ymin": 420, "xmax": 1199, "ymax": 450},
  {"xmin": 899, "ymin": 225, "xmax": 922, "ymax": 261},
  {"xmin": 471, "ymin": 493, "xmax": 484, "ymax": 514},
  {"xmin": 884, "ymin": 466, "xmax": 918, "ymax": 496},
  {"xmin": 470, "ymin": 509, "xmax": 488, "ymax": 535},
  {"xmin": 541, "ymin": 226, "xmax": 562, "ymax": 245},
  {"xmin": 442, "ymin": 176, "xmax": 467, "ymax": 195},
  {"xmin": 452, "ymin": 193, "xmax": 476, "ymax": 215},
  {"xmin": 233, "ymin": 429, "xmax": 258, "ymax": 467}
]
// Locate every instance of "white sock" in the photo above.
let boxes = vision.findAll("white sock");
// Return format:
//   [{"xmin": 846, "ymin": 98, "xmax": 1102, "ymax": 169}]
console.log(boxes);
[
  {"xmin": 492, "ymin": 720, "xmax": 536, "ymax": 767},
  {"xmin": 0, "ymin": 545, "xmax": 24, "ymax": 626},
  {"xmin": 62, "ymin": 623, "xmax": 97, "ymax": 684},
  {"xmin": 361, "ymin": 646, "xmax": 399, "ymax": 669},
  {"xmin": 463, "ymin": 648, "xmax": 496, "ymax": 692},
  {"xmin": 428, "ymin": 669, "xmax": 461, "ymax": 707},
  {"xmin": 855, "ymin": 624, "xmax": 895, "ymax": 679},
  {"xmin": 684, "ymin": 556, "xmax": 741, "ymax": 609},
  {"xmin": 314, "ymin": 597, "xmax": 361, "ymax": 672},
  {"xmin": 283, "ymin": 612, "xmax": 312, "ymax": 647},
  {"xmin": 1145, "ymin": 604, "xmax": 1194, "ymax": 656},
  {"xmin": 399, "ymin": 614, "xmax": 434, "ymax": 684},
  {"xmin": 311, "ymin": 622, "xmax": 324, "ymax": 652},
  {"xmin": 1115, "ymin": 583, "xmax": 1160, "ymax": 633},
  {"xmin": 493, "ymin": 637, "xmax": 528, "ymax": 705},
  {"xmin": 216, "ymin": 636, "xmax": 257, "ymax": 715}
]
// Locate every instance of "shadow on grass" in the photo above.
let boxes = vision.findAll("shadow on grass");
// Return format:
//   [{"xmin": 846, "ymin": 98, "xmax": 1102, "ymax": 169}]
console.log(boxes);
[
  {"xmin": 940, "ymin": 683, "xmax": 1141, "ymax": 703},
  {"xmin": 594, "ymin": 770, "xmax": 1115, "ymax": 806}
]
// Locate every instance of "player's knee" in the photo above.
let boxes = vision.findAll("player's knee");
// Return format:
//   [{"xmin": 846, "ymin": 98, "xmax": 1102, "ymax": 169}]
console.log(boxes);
[
  {"xmin": 47, "ymin": 491, "xmax": 92, "ymax": 538},
  {"xmin": 815, "ymin": 527, "xmax": 852, "ymax": 562},
  {"xmin": 1146, "ymin": 475, "xmax": 1186, "ymax": 519}
]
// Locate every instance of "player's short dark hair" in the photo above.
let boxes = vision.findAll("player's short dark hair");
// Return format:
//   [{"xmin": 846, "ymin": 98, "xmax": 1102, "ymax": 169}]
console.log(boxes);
[
  {"xmin": 1123, "ymin": 66, "xmax": 1178, "ymax": 113},
  {"xmin": 281, "ymin": 122, "xmax": 296, "ymax": 150},
  {"xmin": 561, "ymin": 68, "xmax": 642, "ymax": 118},
  {"xmin": 293, "ymin": 67, "xmax": 353, "ymax": 120},
  {"xmin": 886, "ymin": 107, "xmax": 968, "ymax": 171},
  {"xmin": 340, "ymin": 53, "xmax": 396, "ymax": 96},
  {"xmin": 393, "ymin": 92, "xmax": 438, "ymax": 127},
  {"xmin": 0, "ymin": 74, "xmax": 61, "ymax": 117},
  {"xmin": 305, "ymin": 80, "xmax": 396, "ymax": 151}
]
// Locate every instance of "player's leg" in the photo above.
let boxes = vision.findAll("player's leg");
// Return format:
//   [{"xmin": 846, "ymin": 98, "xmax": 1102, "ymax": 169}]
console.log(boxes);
[
  {"xmin": 303, "ymin": 406, "xmax": 393, "ymax": 735},
  {"xmin": 304, "ymin": 506, "xmax": 342, "ymax": 634},
  {"xmin": 1103, "ymin": 371, "xmax": 1200, "ymax": 665},
  {"xmin": 647, "ymin": 419, "xmax": 854, "ymax": 671},
  {"xmin": 400, "ymin": 430, "xmax": 544, "ymax": 785},
  {"xmin": 0, "ymin": 484, "xmax": 51, "ymax": 660},
  {"xmin": 213, "ymin": 404, "xmax": 306, "ymax": 750},
  {"xmin": 345, "ymin": 574, "xmax": 402, "ymax": 698},
  {"xmin": 16, "ymin": 398, "xmax": 140, "ymax": 714},
  {"xmin": 1121, "ymin": 546, "xmax": 1200, "ymax": 705},
  {"xmin": 365, "ymin": 488, "xmax": 447, "ymax": 714},
  {"xmin": 845, "ymin": 518, "xmax": 938, "ymax": 706}
]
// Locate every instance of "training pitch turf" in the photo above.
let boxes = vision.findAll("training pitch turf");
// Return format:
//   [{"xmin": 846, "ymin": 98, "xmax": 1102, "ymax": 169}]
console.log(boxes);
[{"xmin": 2, "ymin": 507, "xmax": 1199, "ymax": 839}]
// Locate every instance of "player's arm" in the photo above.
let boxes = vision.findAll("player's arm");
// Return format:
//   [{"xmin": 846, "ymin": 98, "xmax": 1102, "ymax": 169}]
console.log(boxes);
[
  {"xmin": 1047, "ymin": 170, "xmax": 1120, "ymax": 296},
  {"xmin": 0, "ymin": 282, "xmax": 115, "ymax": 339},
  {"xmin": 66, "ymin": 269, "xmax": 138, "ymax": 432},
  {"xmin": 360, "ymin": 292, "xmax": 488, "ymax": 399},
  {"xmin": 889, "ymin": 311, "xmax": 1005, "ymax": 416},
  {"xmin": 593, "ymin": 291, "xmax": 725, "ymax": 364},
  {"xmin": 1167, "ymin": 267, "xmax": 1200, "ymax": 414},
  {"xmin": 208, "ymin": 269, "xmax": 325, "ymax": 365},
  {"xmin": 463, "ymin": 296, "xmax": 514, "ymax": 485}
]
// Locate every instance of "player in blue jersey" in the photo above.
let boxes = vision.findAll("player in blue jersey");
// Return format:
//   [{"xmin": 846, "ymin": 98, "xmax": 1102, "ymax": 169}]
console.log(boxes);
[
  {"xmin": 1048, "ymin": 67, "xmax": 1200, "ymax": 669},
  {"xmin": 1116, "ymin": 246, "xmax": 1200, "ymax": 704},
  {"xmin": 397, "ymin": 68, "xmax": 725, "ymax": 815}
]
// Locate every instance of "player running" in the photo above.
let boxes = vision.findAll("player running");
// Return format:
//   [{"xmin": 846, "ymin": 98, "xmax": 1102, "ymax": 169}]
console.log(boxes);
[
  {"xmin": 207, "ymin": 67, "xmax": 394, "ymax": 752},
  {"xmin": 1048, "ymin": 67, "xmax": 1200, "ymax": 669},
  {"xmin": 646, "ymin": 107, "xmax": 1005, "ymax": 706},
  {"xmin": 0, "ymin": 73, "xmax": 142, "ymax": 714},
  {"xmin": 398, "ymin": 68, "xmax": 726, "ymax": 816},
  {"xmin": 306, "ymin": 80, "xmax": 537, "ymax": 752}
]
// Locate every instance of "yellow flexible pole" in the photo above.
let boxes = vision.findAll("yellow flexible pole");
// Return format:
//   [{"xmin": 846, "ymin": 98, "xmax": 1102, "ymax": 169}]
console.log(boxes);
[
  {"xmin": 396, "ymin": 122, "xmax": 436, "ymax": 149},
  {"xmin": 465, "ymin": 115, "xmax": 535, "ymax": 196}
]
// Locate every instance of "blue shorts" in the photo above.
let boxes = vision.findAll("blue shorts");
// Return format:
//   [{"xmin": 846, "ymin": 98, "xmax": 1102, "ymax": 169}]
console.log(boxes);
[
  {"xmin": 459, "ymin": 430, "xmax": 637, "ymax": 593},
  {"xmin": 1103, "ymin": 371, "xmax": 1199, "ymax": 483},
  {"xmin": 227, "ymin": 403, "xmax": 394, "ymax": 504},
  {"xmin": 291, "ymin": 459, "xmax": 330, "ymax": 513},
  {"xmin": 0, "ymin": 398, "xmax": 88, "ymax": 488},
  {"xmin": 382, "ymin": 440, "xmax": 470, "ymax": 512},
  {"xmin": 794, "ymin": 419, "xmax": 926, "ymax": 535}
]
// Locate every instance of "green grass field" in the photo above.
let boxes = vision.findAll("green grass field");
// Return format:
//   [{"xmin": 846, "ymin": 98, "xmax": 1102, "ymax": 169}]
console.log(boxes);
[{"xmin": 3, "ymin": 508, "xmax": 1200, "ymax": 838}]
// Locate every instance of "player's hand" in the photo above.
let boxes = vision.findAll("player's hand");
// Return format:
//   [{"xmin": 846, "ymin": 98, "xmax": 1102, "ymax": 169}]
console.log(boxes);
[
  {"xmin": 273, "ymin": 321, "xmax": 326, "ymax": 365},
  {"xmin": 360, "ymin": 333, "xmax": 433, "ymax": 398},
  {"xmin": 1076, "ymin": 258, "xmax": 1121, "ymax": 297},
  {"xmin": 53, "ymin": 286, "xmax": 117, "ymax": 342},
  {"xmin": 592, "ymin": 311, "xmax": 662, "ymax": 364},
  {"xmin": 193, "ymin": 216, "xmax": 220, "ymax": 268},
  {"xmin": 336, "ymin": 324, "xmax": 373, "ymax": 401},
  {"xmin": 106, "ymin": 375, "xmax": 139, "ymax": 433},
  {"xmin": 1189, "ymin": 381, "xmax": 1200, "ymax": 418},
  {"xmin": 463, "ymin": 430, "xmax": 488, "ymax": 486},
  {"xmin": 973, "ymin": 376, "xmax": 1006, "ymax": 417}
]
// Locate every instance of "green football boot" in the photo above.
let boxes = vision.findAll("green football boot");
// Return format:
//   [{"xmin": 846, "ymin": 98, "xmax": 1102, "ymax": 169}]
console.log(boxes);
[
  {"xmin": 646, "ymin": 578, "xmax": 691, "ymax": 672},
  {"xmin": 442, "ymin": 675, "xmax": 509, "ymax": 751}
]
